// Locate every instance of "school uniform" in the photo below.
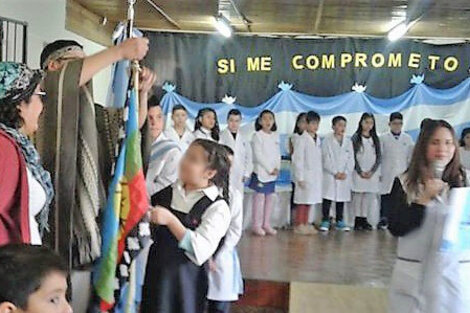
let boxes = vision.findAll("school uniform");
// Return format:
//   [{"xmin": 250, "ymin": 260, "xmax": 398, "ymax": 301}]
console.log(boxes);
[
  {"xmin": 219, "ymin": 128, "xmax": 253, "ymax": 195},
  {"xmin": 249, "ymin": 130, "xmax": 281, "ymax": 192},
  {"xmin": 146, "ymin": 133, "xmax": 182, "ymax": 197},
  {"xmin": 459, "ymin": 147, "xmax": 470, "ymax": 171},
  {"xmin": 194, "ymin": 127, "xmax": 217, "ymax": 142},
  {"xmin": 379, "ymin": 131, "xmax": 414, "ymax": 225},
  {"xmin": 141, "ymin": 182, "xmax": 231, "ymax": 313},
  {"xmin": 164, "ymin": 126, "xmax": 195, "ymax": 153},
  {"xmin": 351, "ymin": 134, "xmax": 381, "ymax": 226},
  {"xmin": 207, "ymin": 188, "xmax": 244, "ymax": 311},
  {"xmin": 388, "ymin": 175, "xmax": 470, "ymax": 313},
  {"xmin": 249, "ymin": 130, "xmax": 281, "ymax": 234},
  {"xmin": 322, "ymin": 133, "xmax": 355, "ymax": 202},
  {"xmin": 292, "ymin": 132, "xmax": 322, "ymax": 205}
]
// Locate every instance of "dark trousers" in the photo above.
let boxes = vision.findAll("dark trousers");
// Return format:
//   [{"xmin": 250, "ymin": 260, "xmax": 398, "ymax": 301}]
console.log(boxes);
[
  {"xmin": 322, "ymin": 199, "xmax": 344, "ymax": 222},
  {"xmin": 380, "ymin": 194, "xmax": 393, "ymax": 223},
  {"xmin": 207, "ymin": 300, "xmax": 231, "ymax": 313}
]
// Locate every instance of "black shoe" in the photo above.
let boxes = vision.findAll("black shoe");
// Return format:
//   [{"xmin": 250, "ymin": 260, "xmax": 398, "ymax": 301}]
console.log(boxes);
[
  {"xmin": 363, "ymin": 220, "xmax": 373, "ymax": 231},
  {"xmin": 377, "ymin": 220, "xmax": 388, "ymax": 230},
  {"xmin": 354, "ymin": 217, "xmax": 363, "ymax": 231}
]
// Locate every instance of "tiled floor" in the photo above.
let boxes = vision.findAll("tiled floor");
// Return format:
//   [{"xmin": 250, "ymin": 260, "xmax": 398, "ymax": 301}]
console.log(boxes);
[{"xmin": 238, "ymin": 229, "xmax": 397, "ymax": 288}]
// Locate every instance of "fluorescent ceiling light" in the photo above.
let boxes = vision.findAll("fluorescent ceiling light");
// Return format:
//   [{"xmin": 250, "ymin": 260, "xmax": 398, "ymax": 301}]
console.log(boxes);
[
  {"xmin": 388, "ymin": 22, "xmax": 409, "ymax": 41},
  {"xmin": 214, "ymin": 14, "xmax": 232, "ymax": 38}
]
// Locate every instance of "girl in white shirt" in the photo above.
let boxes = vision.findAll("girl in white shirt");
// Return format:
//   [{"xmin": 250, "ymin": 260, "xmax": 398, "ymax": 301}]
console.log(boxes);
[
  {"xmin": 459, "ymin": 127, "xmax": 470, "ymax": 170},
  {"xmin": 194, "ymin": 108, "xmax": 220, "ymax": 142},
  {"xmin": 351, "ymin": 113, "xmax": 381, "ymax": 231},
  {"xmin": 164, "ymin": 104, "xmax": 195, "ymax": 153},
  {"xmin": 142, "ymin": 139, "xmax": 231, "ymax": 313},
  {"xmin": 292, "ymin": 111, "xmax": 322, "ymax": 235},
  {"xmin": 249, "ymin": 110, "xmax": 281, "ymax": 236}
]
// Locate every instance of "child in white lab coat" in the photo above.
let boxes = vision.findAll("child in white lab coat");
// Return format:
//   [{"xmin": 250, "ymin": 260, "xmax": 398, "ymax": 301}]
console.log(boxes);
[
  {"xmin": 378, "ymin": 112, "xmax": 413, "ymax": 230},
  {"xmin": 219, "ymin": 109, "xmax": 252, "ymax": 196},
  {"xmin": 164, "ymin": 104, "xmax": 195, "ymax": 153},
  {"xmin": 292, "ymin": 111, "xmax": 322, "ymax": 235},
  {"xmin": 249, "ymin": 110, "xmax": 281, "ymax": 236},
  {"xmin": 194, "ymin": 108, "xmax": 220, "ymax": 142},
  {"xmin": 207, "ymin": 145, "xmax": 244, "ymax": 313},
  {"xmin": 351, "ymin": 113, "xmax": 381, "ymax": 231},
  {"xmin": 320, "ymin": 116, "xmax": 354, "ymax": 232},
  {"xmin": 289, "ymin": 113, "xmax": 308, "ymax": 226},
  {"xmin": 459, "ymin": 127, "xmax": 470, "ymax": 170}
]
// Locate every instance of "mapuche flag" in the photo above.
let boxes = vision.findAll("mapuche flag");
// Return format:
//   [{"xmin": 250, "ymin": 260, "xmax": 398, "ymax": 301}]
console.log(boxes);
[{"xmin": 94, "ymin": 86, "xmax": 150, "ymax": 312}]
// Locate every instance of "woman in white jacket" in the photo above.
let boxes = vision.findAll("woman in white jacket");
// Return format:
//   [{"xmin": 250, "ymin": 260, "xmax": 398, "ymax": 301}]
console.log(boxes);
[
  {"xmin": 248, "ymin": 110, "xmax": 281, "ymax": 236},
  {"xmin": 388, "ymin": 119, "xmax": 470, "ymax": 313},
  {"xmin": 292, "ymin": 111, "xmax": 322, "ymax": 235}
]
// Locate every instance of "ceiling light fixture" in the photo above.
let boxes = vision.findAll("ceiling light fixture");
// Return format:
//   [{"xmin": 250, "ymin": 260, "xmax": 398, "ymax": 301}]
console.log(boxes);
[
  {"xmin": 388, "ymin": 22, "xmax": 409, "ymax": 41},
  {"xmin": 213, "ymin": 14, "xmax": 232, "ymax": 38}
]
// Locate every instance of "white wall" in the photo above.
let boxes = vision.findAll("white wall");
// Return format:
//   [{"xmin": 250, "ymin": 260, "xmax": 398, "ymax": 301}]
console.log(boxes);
[{"xmin": 0, "ymin": 0, "xmax": 110, "ymax": 104}]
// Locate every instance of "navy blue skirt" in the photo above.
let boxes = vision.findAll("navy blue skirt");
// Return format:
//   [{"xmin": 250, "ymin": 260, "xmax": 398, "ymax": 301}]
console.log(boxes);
[{"xmin": 248, "ymin": 173, "xmax": 275, "ymax": 194}]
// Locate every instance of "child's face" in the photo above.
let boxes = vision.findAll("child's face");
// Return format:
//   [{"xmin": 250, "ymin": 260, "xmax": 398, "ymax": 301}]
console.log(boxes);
[
  {"xmin": 172, "ymin": 109, "xmax": 187, "ymax": 128},
  {"xmin": 260, "ymin": 113, "xmax": 275, "ymax": 132},
  {"xmin": 17, "ymin": 271, "xmax": 72, "ymax": 313},
  {"xmin": 297, "ymin": 117, "xmax": 307, "ymax": 132},
  {"xmin": 307, "ymin": 121, "xmax": 319, "ymax": 134},
  {"xmin": 200, "ymin": 112, "xmax": 216, "ymax": 130},
  {"xmin": 464, "ymin": 134, "xmax": 470, "ymax": 147},
  {"xmin": 426, "ymin": 127, "xmax": 456, "ymax": 166},
  {"xmin": 227, "ymin": 115, "xmax": 241, "ymax": 133},
  {"xmin": 148, "ymin": 106, "xmax": 164, "ymax": 140},
  {"xmin": 389, "ymin": 119, "xmax": 403, "ymax": 134},
  {"xmin": 179, "ymin": 144, "xmax": 216, "ymax": 187},
  {"xmin": 333, "ymin": 120, "xmax": 346, "ymax": 136},
  {"xmin": 361, "ymin": 117, "xmax": 374, "ymax": 133}
]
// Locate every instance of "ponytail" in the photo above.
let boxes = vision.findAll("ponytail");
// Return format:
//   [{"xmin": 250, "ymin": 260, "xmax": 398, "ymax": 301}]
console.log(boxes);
[{"xmin": 191, "ymin": 139, "xmax": 231, "ymax": 201}]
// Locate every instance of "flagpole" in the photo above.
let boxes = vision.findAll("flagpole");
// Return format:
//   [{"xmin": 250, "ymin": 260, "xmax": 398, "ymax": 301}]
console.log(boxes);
[{"xmin": 127, "ymin": 0, "xmax": 141, "ymax": 94}]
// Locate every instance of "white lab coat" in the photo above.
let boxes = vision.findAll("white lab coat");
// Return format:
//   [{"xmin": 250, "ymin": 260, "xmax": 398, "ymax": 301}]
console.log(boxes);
[
  {"xmin": 322, "ymin": 133, "xmax": 355, "ymax": 202},
  {"xmin": 193, "ymin": 127, "xmax": 217, "ymax": 142},
  {"xmin": 352, "ymin": 136, "xmax": 380, "ymax": 193},
  {"xmin": 292, "ymin": 132, "xmax": 322, "ymax": 205},
  {"xmin": 251, "ymin": 130, "xmax": 281, "ymax": 183},
  {"xmin": 145, "ymin": 133, "xmax": 182, "ymax": 197},
  {"xmin": 207, "ymin": 188, "xmax": 244, "ymax": 301},
  {"xmin": 163, "ymin": 126, "xmax": 195, "ymax": 153},
  {"xmin": 459, "ymin": 147, "xmax": 470, "ymax": 171},
  {"xmin": 380, "ymin": 132, "xmax": 414, "ymax": 195},
  {"xmin": 219, "ymin": 128, "xmax": 253, "ymax": 194}
]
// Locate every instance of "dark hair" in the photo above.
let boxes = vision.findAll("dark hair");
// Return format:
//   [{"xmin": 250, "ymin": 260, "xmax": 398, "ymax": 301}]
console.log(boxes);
[
  {"xmin": 406, "ymin": 119, "xmax": 465, "ymax": 195},
  {"xmin": 332, "ymin": 115, "xmax": 347, "ymax": 126},
  {"xmin": 293, "ymin": 112, "xmax": 307, "ymax": 135},
  {"xmin": 227, "ymin": 109, "xmax": 242, "ymax": 120},
  {"xmin": 0, "ymin": 244, "xmax": 68, "ymax": 309},
  {"xmin": 194, "ymin": 108, "xmax": 220, "ymax": 141},
  {"xmin": 172, "ymin": 104, "xmax": 187, "ymax": 114},
  {"xmin": 306, "ymin": 111, "xmax": 321, "ymax": 123},
  {"xmin": 148, "ymin": 95, "xmax": 160, "ymax": 109},
  {"xmin": 255, "ymin": 110, "xmax": 277, "ymax": 132},
  {"xmin": 353, "ymin": 113, "xmax": 380, "ymax": 156},
  {"xmin": 390, "ymin": 112, "xmax": 403, "ymax": 122},
  {"xmin": 0, "ymin": 78, "xmax": 42, "ymax": 129},
  {"xmin": 191, "ymin": 139, "xmax": 231, "ymax": 200},
  {"xmin": 460, "ymin": 127, "xmax": 470, "ymax": 147},
  {"xmin": 219, "ymin": 144, "xmax": 234, "ymax": 157},
  {"xmin": 40, "ymin": 40, "xmax": 83, "ymax": 69},
  {"xmin": 420, "ymin": 118, "xmax": 432, "ymax": 130}
]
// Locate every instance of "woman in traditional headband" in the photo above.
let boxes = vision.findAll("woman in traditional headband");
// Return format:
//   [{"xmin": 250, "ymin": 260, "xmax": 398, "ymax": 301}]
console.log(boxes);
[{"xmin": 0, "ymin": 61, "xmax": 54, "ymax": 245}]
